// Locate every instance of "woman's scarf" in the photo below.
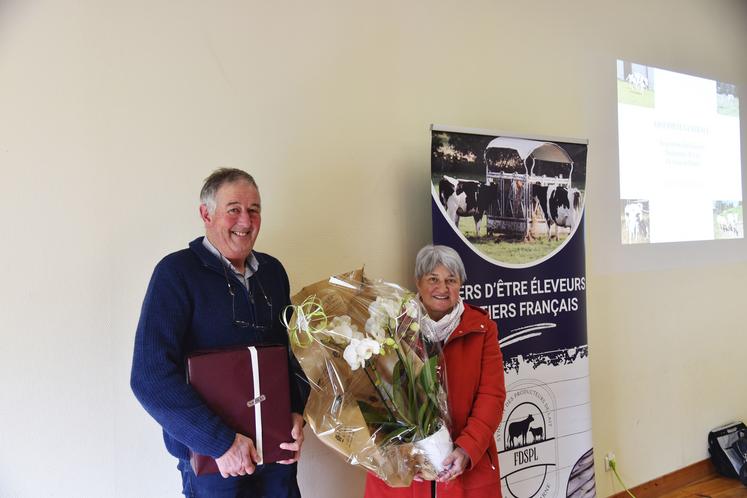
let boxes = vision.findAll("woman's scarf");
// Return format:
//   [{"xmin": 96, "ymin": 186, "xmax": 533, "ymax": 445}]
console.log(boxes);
[{"xmin": 420, "ymin": 298, "xmax": 465, "ymax": 343}]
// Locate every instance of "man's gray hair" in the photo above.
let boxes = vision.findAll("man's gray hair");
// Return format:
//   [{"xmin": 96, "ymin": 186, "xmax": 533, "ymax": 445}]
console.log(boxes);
[
  {"xmin": 200, "ymin": 168, "xmax": 258, "ymax": 214},
  {"xmin": 414, "ymin": 245, "xmax": 467, "ymax": 282}
]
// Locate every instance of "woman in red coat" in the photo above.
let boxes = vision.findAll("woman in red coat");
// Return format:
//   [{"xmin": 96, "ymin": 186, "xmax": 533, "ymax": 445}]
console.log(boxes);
[{"xmin": 365, "ymin": 245, "xmax": 506, "ymax": 498}]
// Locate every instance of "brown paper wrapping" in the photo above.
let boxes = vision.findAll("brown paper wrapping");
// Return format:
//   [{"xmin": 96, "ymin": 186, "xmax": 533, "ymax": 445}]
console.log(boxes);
[{"xmin": 288, "ymin": 269, "xmax": 450, "ymax": 487}]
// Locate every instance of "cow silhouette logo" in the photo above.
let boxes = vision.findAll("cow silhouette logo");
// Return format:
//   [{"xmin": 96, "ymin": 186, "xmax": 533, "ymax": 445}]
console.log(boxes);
[{"xmin": 497, "ymin": 381, "xmax": 558, "ymax": 498}]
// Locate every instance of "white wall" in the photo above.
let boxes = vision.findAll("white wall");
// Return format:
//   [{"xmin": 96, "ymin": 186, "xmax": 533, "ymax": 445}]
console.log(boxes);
[{"xmin": 0, "ymin": 1, "xmax": 745, "ymax": 496}]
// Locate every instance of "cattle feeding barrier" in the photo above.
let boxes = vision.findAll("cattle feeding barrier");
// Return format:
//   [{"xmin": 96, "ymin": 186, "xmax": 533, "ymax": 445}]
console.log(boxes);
[{"xmin": 483, "ymin": 137, "xmax": 576, "ymax": 240}]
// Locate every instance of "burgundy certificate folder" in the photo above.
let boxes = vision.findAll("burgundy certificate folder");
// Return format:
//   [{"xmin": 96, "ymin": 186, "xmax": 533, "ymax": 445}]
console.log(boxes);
[{"xmin": 186, "ymin": 345, "xmax": 293, "ymax": 475}]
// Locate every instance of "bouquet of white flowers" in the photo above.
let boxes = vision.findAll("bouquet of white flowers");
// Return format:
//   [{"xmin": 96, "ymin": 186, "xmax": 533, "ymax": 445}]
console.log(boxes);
[{"xmin": 283, "ymin": 269, "xmax": 452, "ymax": 486}]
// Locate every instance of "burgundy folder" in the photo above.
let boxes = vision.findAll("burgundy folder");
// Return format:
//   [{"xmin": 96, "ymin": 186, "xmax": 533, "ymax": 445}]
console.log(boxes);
[{"xmin": 186, "ymin": 345, "xmax": 294, "ymax": 475}]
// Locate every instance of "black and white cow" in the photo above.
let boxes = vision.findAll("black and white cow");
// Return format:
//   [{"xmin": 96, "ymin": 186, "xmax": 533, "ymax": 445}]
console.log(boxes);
[
  {"xmin": 624, "ymin": 202, "xmax": 645, "ymax": 242},
  {"xmin": 626, "ymin": 72, "xmax": 649, "ymax": 93},
  {"xmin": 717, "ymin": 212, "xmax": 741, "ymax": 237},
  {"xmin": 438, "ymin": 175, "xmax": 498, "ymax": 237},
  {"xmin": 509, "ymin": 178, "xmax": 526, "ymax": 218},
  {"xmin": 530, "ymin": 183, "xmax": 582, "ymax": 240}
]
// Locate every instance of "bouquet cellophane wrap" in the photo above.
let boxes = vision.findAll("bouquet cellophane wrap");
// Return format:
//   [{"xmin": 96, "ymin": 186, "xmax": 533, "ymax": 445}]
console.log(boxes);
[{"xmin": 285, "ymin": 269, "xmax": 452, "ymax": 487}]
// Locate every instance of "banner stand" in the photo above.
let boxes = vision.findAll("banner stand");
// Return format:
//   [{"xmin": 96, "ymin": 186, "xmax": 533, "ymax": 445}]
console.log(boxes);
[{"xmin": 430, "ymin": 125, "xmax": 595, "ymax": 498}]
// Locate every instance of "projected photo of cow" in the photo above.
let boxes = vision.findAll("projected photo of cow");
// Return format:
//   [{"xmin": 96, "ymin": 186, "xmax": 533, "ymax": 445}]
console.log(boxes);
[
  {"xmin": 713, "ymin": 200, "xmax": 744, "ymax": 239},
  {"xmin": 432, "ymin": 132, "xmax": 587, "ymax": 265},
  {"xmin": 616, "ymin": 60, "xmax": 655, "ymax": 108},
  {"xmin": 621, "ymin": 199, "xmax": 650, "ymax": 244}
]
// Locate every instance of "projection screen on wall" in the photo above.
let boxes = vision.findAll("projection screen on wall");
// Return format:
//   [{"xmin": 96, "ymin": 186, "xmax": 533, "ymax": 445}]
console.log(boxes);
[{"xmin": 617, "ymin": 60, "xmax": 743, "ymax": 244}]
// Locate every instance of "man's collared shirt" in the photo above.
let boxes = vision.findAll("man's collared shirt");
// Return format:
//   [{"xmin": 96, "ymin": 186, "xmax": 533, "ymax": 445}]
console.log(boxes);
[{"xmin": 202, "ymin": 236, "xmax": 259, "ymax": 290}]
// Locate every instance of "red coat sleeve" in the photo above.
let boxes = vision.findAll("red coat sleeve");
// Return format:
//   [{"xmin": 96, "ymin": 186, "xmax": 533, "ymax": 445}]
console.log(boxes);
[{"xmin": 454, "ymin": 319, "xmax": 506, "ymax": 468}]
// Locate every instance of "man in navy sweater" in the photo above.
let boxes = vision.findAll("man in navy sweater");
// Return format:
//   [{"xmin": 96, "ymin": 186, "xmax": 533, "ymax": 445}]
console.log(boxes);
[{"xmin": 131, "ymin": 168, "xmax": 308, "ymax": 497}]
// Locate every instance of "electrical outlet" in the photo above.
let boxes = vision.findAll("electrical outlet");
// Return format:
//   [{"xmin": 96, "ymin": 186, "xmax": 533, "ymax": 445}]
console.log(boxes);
[{"xmin": 604, "ymin": 452, "xmax": 615, "ymax": 472}]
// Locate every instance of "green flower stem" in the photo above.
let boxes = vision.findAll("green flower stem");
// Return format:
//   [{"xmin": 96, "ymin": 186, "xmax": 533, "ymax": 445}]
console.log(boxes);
[
  {"xmin": 389, "ymin": 323, "xmax": 421, "ymax": 434},
  {"xmin": 362, "ymin": 364, "xmax": 401, "ymax": 425},
  {"xmin": 369, "ymin": 361, "xmax": 415, "ymax": 427}
]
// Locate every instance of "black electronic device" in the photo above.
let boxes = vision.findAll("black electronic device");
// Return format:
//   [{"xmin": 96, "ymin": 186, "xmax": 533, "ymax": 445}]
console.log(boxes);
[{"xmin": 708, "ymin": 421, "xmax": 747, "ymax": 486}]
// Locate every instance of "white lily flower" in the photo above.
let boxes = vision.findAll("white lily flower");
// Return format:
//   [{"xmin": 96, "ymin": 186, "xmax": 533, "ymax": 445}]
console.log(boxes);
[
  {"xmin": 355, "ymin": 337, "xmax": 381, "ymax": 361},
  {"xmin": 342, "ymin": 337, "xmax": 382, "ymax": 371},
  {"xmin": 365, "ymin": 317, "xmax": 387, "ymax": 341},
  {"xmin": 343, "ymin": 339, "xmax": 366, "ymax": 370},
  {"xmin": 382, "ymin": 298, "xmax": 401, "ymax": 319},
  {"xmin": 369, "ymin": 297, "xmax": 401, "ymax": 321},
  {"xmin": 404, "ymin": 299, "xmax": 419, "ymax": 319},
  {"xmin": 329, "ymin": 315, "xmax": 362, "ymax": 345}
]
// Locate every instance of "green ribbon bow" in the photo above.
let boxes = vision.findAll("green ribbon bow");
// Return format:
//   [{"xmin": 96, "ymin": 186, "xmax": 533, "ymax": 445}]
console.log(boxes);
[{"xmin": 281, "ymin": 296, "xmax": 328, "ymax": 348}]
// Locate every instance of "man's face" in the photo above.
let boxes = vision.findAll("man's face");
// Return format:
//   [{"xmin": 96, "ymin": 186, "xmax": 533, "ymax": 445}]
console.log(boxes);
[{"xmin": 200, "ymin": 180, "xmax": 261, "ymax": 268}]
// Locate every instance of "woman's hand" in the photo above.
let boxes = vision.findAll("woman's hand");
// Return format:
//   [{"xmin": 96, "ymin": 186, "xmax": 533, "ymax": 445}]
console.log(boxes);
[
  {"xmin": 278, "ymin": 413, "xmax": 305, "ymax": 464},
  {"xmin": 437, "ymin": 446, "xmax": 471, "ymax": 482}
]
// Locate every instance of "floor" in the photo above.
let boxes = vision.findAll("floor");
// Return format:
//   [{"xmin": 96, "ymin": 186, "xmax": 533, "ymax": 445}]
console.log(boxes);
[{"xmin": 658, "ymin": 475, "xmax": 747, "ymax": 498}]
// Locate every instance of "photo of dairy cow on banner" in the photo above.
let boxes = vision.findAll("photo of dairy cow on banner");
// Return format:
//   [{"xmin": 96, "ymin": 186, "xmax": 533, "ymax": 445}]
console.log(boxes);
[{"xmin": 430, "ymin": 126, "xmax": 594, "ymax": 498}]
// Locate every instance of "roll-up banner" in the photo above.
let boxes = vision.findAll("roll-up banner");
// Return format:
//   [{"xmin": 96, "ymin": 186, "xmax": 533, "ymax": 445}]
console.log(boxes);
[{"xmin": 430, "ymin": 125, "xmax": 595, "ymax": 498}]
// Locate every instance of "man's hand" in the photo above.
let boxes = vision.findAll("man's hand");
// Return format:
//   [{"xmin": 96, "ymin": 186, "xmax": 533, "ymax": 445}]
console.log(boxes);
[
  {"xmin": 436, "ymin": 446, "xmax": 470, "ymax": 482},
  {"xmin": 215, "ymin": 433, "xmax": 259, "ymax": 478},
  {"xmin": 277, "ymin": 413, "xmax": 305, "ymax": 464}
]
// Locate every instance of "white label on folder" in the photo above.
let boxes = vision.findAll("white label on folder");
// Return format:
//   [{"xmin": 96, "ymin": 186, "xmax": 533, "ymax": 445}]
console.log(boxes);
[{"xmin": 246, "ymin": 395, "xmax": 266, "ymax": 407}]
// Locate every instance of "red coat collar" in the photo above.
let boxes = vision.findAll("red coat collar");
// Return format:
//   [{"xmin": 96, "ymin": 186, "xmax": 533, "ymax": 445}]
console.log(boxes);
[{"xmin": 446, "ymin": 304, "xmax": 490, "ymax": 343}]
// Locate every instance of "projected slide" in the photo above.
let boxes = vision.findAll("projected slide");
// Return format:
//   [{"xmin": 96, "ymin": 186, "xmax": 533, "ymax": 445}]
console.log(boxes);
[{"xmin": 617, "ymin": 60, "xmax": 743, "ymax": 244}]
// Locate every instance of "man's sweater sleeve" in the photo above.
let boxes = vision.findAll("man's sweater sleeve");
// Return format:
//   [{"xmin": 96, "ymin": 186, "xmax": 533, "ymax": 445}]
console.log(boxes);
[{"xmin": 130, "ymin": 258, "xmax": 236, "ymax": 458}]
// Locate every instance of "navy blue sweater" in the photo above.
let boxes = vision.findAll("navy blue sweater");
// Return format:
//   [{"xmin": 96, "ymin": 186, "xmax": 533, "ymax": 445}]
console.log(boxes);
[{"xmin": 130, "ymin": 237, "xmax": 308, "ymax": 460}]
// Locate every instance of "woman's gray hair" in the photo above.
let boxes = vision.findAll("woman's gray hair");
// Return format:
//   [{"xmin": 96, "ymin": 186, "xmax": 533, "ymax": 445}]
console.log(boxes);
[
  {"xmin": 414, "ymin": 245, "xmax": 467, "ymax": 282},
  {"xmin": 200, "ymin": 168, "xmax": 258, "ymax": 214}
]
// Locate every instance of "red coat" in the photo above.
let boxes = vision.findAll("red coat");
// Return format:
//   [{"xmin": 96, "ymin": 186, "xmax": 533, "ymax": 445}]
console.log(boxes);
[{"xmin": 365, "ymin": 304, "xmax": 506, "ymax": 498}]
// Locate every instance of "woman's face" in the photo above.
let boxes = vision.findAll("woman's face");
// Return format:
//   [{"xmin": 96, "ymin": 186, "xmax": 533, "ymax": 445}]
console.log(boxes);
[{"xmin": 416, "ymin": 264, "xmax": 462, "ymax": 321}]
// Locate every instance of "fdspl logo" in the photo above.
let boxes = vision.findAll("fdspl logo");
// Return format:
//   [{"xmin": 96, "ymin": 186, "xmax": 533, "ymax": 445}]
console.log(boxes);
[
  {"xmin": 506, "ymin": 409, "xmax": 540, "ymax": 467},
  {"xmin": 497, "ymin": 382, "xmax": 558, "ymax": 498}
]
